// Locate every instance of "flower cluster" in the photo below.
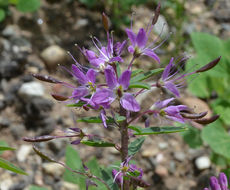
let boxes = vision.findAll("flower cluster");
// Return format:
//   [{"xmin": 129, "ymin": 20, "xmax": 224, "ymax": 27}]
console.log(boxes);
[
  {"xmin": 29, "ymin": 3, "xmax": 221, "ymax": 189},
  {"xmin": 204, "ymin": 172, "xmax": 229, "ymax": 190}
]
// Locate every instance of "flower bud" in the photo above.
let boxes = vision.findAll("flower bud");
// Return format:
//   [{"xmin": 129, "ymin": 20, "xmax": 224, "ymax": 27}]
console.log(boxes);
[
  {"xmin": 196, "ymin": 56, "xmax": 221, "ymax": 73},
  {"xmin": 102, "ymin": 12, "xmax": 109, "ymax": 32},
  {"xmin": 152, "ymin": 3, "xmax": 161, "ymax": 25},
  {"xmin": 32, "ymin": 73, "xmax": 61, "ymax": 83}
]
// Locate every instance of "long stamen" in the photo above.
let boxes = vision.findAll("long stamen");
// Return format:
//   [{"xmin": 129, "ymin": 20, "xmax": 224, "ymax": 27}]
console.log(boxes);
[
  {"xmin": 152, "ymin": 31, "xmax": 172, "ymax": 50},
  {"xmin": 91, "ymin": 36, "xmax": 108, "ymax": 59},
  {"xmin": 131, "ymin": 11, "xmax": 136, "ymax": 31}
]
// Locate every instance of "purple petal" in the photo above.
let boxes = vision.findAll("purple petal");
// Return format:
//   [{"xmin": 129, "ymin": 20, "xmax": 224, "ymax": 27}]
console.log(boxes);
[
  {"xmin": 90, "ymin": 58, "xmax": 105, "ymax": 68},
  {"xmin": 112, "ymin": 169, "xmax": 123, "ymax": 185},
  {"xmin": 100, "ymin": 109, "xmax": 107, "ymax": 128},
  {"xmin": 104, "ymin": 67, "xmax": 118, "ymax": 89},
  {"xmin": 219, "ymin": 173, "xmax": 228, "ymax": 190},
  {"xmin": 164, "ymin": 82, "xmax": 180, "ymax": 97},
  {"xmin": 125, "ymin": 28, "xmax": 136, "ymax": 46},
  {"xmin": 114, "ymin": 40, "xmax": 127, "ymax": 55},
  {"xmin": 70, "ymin": 87, "xmax": 89, "ymax": 99},
  {"xmin": 120, "ymin": 93, "xmax": 140, "ymax": 112},
  {"xmin": 99, "ymin": 47, "xmax": 109, "ymax": 61},
  {"xmin": 166, "ymin": 115, "xmax": 185, "ymax": 123},
  {"xmin": 128, "ymin": 46, "xmax": 135, "ymax": 54},
  {"xmin": 154, "ymin": 98, "xmax": 175, "ymax": 109},
  {"xmin": 136, "ymin": 28, "xmax": 147, "ymax": 49},
  {"xmin": 162, "ymin": 57, "xmax": 174, "ymax": 80},
  {"xmin": 107, "ymin": 38, "xmax": 113, "ymax": 56},
  {"xmin": 118, "ymin": 69, "xmax": 131, "ymax": 90},
  {"xmin": 71, "ymin": 64, "xmax": 88, "ymax": 85},
  {"xmin": 109, "ymin": 56, "xmax": 123, "ymax": 63},
  {"xmin": 91, "ymin": 88, "xmax": 115, "ymax": 108},
  {"xmin": 85, "ymin": 50, "xmax": 97, "ymax": 60},
  {"xmin": 210, "ymin": 176, "xmax": 221, "ymax": 190},
  {"xmin": 143, "ymin": 49, "xmax": 160, "ymax": 63},
  {"xmin": 69, "ymin": 127, "xmax": 81, "ymax": 133},
  {"xmin": 86, "ymin": 69, "xmax": 97, "ymax": 84},
  {"xmin": 71, "ymin": 139, "xmax": 81, "ymax": 145}
]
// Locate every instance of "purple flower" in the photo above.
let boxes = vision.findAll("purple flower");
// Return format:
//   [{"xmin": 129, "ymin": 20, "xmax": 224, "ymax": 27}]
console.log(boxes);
[
  {"xmin": 91, "ymin": 66, "xmax": 140, "ymax": 112},
  {"xmin": 69, "ymin": 64, "xmax": 97, "ymax": 103},
  {"xmin": 125, "ymin": 27, "xmax": 160, "ymax": 63},
  {"xmin": 204, "ymin": 172, "xmax": 229, "ymax": 190},
  {"xmin": 112, "ymin": 156, "xmax": 143, "ymax": 187},
  {"xmin": 152, "ymin": 98, "xmax": 188, "ymax": 123},
  {"xmin": 83, "ymin": 34, "xmax": 126, "ymax": 70}
]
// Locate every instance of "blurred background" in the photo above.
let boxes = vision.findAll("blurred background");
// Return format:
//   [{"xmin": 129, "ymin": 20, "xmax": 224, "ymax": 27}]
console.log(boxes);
[{"xmin": 0, "ymin": 0, "xmax": 230, "ymax": 189}]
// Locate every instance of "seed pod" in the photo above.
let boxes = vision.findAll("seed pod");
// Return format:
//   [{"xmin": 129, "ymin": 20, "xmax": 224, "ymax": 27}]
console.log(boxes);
[
  {"xmin": 33, "ymin": 146, "xmax": 56, "ymax": 162},
  {"xmin": 181, "ymin": 111, "xmax": 207, "ymax": 119},
  {"xmin": 196, "ymin": 56, "xmax": 221, "ymax": 73},
  {"xmin": 23, "ymin": 135, "xmax": 55, "ymax": 142},
  {"xmin": 152, "ymin": 3, "xmax": 161, "ymax": 25},
  {"xmin": 51, "ymin": 93, "xmax": 68, "ymax": 101},
  {"xmin": 32, "ymin": 73, "xmax": 61, "ymax": 83},
  {"xmin": 194, "ymin": 115, "xmax": 219, "ymax": 125},
  {"xmin": 102, "ymin": 12, "xmax": 109, "ymax": 32}
]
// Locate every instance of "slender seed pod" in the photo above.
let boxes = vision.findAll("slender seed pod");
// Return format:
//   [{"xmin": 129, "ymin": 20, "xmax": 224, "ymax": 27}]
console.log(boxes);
[
  {"xmin": 51, "ymin": 93, "xmax": 69, "ymax": 101},
  {"xmin": 180, "ymin": 111, "xmax": 208, "ymax": 119},
  {"xmin": 196, "ymin": 56, "xmax": 221, "ymax": 73},
  {"xmin": 32, "ymin": 73, "xmax": 61, "ymax": 83},
  {"xmin": 152, "ymin": 3, "xmax": 161, "ymax": 25},
  {"xmin": 193, "ymin": 115, "xmax": 219, "ymax": 125},
  {"xmin": 23, "ymin": 135, "xmax": 55, "ymax": 142},
  {"xmin": 102, "ymin": 12, "xmax": 109, "ymax": 32}
]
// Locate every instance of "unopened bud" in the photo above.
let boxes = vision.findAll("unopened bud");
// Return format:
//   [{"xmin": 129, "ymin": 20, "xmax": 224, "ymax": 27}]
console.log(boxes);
[
  {"xmin": 32, "ymin": 73, "xmax": 61, "ymax": 83},
  {"xmin": 194, "ymin": 115, "xmax": 219, "ymax": 125},
  {"xmin": 23, "ymin": 135, "xmax": 55, "ymax": 142},
  {"xmin": 51, "ymin": 93, "xmax": 68, "ymax": 101},
  {"xmin": 152, "ymin": 3, "xmax": 161, "ymax": 25},
  {"xmin": 181, "ymin": 111, "xmax": 207, "ymax": 119},
  {"xmin": 102, "ymin": 12, "xmax": 109, "ymax": 32},
  {"xmin": 196, "ymin": 56, "xmax": 221, "ymax": 73}
]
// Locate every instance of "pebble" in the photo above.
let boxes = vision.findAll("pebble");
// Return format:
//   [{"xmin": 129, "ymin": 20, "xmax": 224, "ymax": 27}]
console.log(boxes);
[
  {"xmin": 158, "ymin": 142, "xmax": 168, "ymax": 150},
  {"xmin": 0, "ymin": 179, "xmax": 13, "ymax": 190},
  {"xmin": 41, "ymin": 45, "xmax": 67, "ymax": 70},
  {"xmin": 155, "ymin": 165, "xmax": 168, "ymax": 177},
  {"xmin": 195, "ymin": 156, "xmax": 211, "ymax": 170},
  {"xmin": 142, "ymin": 147, "xmax": 159, "ymax": 157},
  {"xmin": 61, "ymin": 181, "xmax": 79, "ymax": 190},
  {"xmin": 42, "ymin": 163, "xmax": 65, "ymax": 177},
  {"xmin": 174, "ymin": 151, "xmax": 186, "ymax": 162},
  {"xmin": 153, "ymin": 15, "xmax": 169, "ymax": 37},
  {"xmin": 2, "ymin": 25, "xmax": 18, "ymax": 37},
  {"xmin": 18, "ymin": 81, "xmax": 45, "ymax": 99},
  {"xmin": 0, "ymin": 117, "xmax": 10, "ymax": 128},
  {"xmin": 10, "ymin": 124, "xmax": 26, "ymax": 139},
  {"xmin": 16, "ymin": 145, "xmax": 32, "ymax": 162}
]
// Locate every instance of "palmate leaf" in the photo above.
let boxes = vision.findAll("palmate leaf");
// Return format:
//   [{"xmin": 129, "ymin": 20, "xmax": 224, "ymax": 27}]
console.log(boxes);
[
  {"xmin": 202, "ymin": 120, "xmax": 230, "ymax": 159},
  {"xmin": 0, "ymin": 157, "xmax": 27, "ymax": 175},
  {"xmin": 81, "ymin": 140, "xmax": 115, "ymax": 147},
  {"xmin": 128, "ymin": 137, "xmax": 145, "ymax": 156},
  {"xmin": 129, "ymin": 82, "xmax": 150, "ymax": 90},
  {"xmin": 129, "ymin": 125, "xmax": 188, "ymax": 135},
  {"xmin": 130, "ymin": 68, "xmax": 164, "ymax": 83},
  {"xmin": 77, "ymin": 116, "xmax": 114, "ymax": 124}
]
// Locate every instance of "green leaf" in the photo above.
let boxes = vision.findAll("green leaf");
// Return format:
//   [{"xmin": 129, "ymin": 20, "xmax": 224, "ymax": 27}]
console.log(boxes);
[
  {"xmin": 129, "ymin": 82, "xmax": 150, "ymax": 90},
  {"xmin": 130, "ymin": 68, "xmax": 164, "ymax": 83},
  {"xmin": 9, "ymin": 0, "xmax": 18, "ymax": 4},
  {"xmin": 63, "ymin": 145, "xmax": 85, "ymax": 187},
  {"xmin": 114, "ymin": 114, "xmax": 126, "ymax": 123},
  {"xmin": 0, "ymin": 0, "xmax": 9, "ymax": 6},
  {"xmin": 81, "ymin": 140, "xmax": 115, "ymax": 147},
  {"xmin": 0, "ymin": 9, "xmax": 5, "ymax": 22},
  {"xmin": 101, "ymin": 168, "xmax": 119, "ymax": 190},
  {"xmin": 77, "ymin": 116, "xmax": 114, "ymax": 124},
  {"xmin": 131, "ymin": 69, "xmax": 143, "ymax": 77},
  {"xmin": 115, "ymin": 62, "xmax": 121, "ymax": 77},
  {"xmin": 129, "ymin": 126, "xmax": 188, "ymax": 135},
  {"xmin": 0, "ymin": 146, "xmax": 15, "ymax": 151},
  {"xmin": 210, "ymin": 151, "xmax": 229, "ymax": 167},
  {"xmin": 79, "ymin": 0, "xmax": 97, "ymax": 8},
  {"xmin": 0, "ymin": 141, "xmax": 8, "ymax": 155},
  {"xmin": 0, "ymin": 157, "xmax": 27, "ymax": 175},
  {"xmin": 29, "ymin": 185, "xmax": 49, "ymax": 190},
  {"xmin": 66, "ymin": 101, "xmax": 86, "ymax": 107},
  {"xmin": 17, "ymin": 0, "xmax": 40, "ymax": 12},
  {"xmin": 202, "ymin": 120, "xmax": 230, "ymax": 159},
  {"xmin": 128, "ymin": 137, "xmax": 145, "ymax": 156},
  {"xmin": 181, "ymin": 126, "xmax": 203, "ymax": 148}
]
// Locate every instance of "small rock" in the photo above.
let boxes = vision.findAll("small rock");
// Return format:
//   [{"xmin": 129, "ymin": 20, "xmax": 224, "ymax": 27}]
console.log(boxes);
[
  {"xmin": 18, "ymin": 81, "xmax": 45, "ymax": 99},
  {"xmin": 0, "ymin": 117, "xmax": 10, "ymax": 128},
  {"xmin": 17, "ymin": 145, "xmax": 32, "ymax": 162},
  {"xmin": 42, "ymin": 163, "xmax": 65, "ymax": 177},
  {"xmin": 74, "ymin": 18, "xmax": 88, "ymax": 30},
  {"xmin": 0, "ymin": 179, "xmax": 14, "ymax": 190},
  {"xmin": 48, "ymin": 139, "xmax": 67, "ymax": 153},
  {"xmin": 174, "ymin": 151, "xmax": 186, "ymax": 162},
  {"xmin": 41, "ymin": 45, "xmax": 67, "ymax": 70},
  {"xmin": 0, "ymin": 60, "xmax": 21, "ymax": 79},
  {"xmin": 10, "ymin": 124, "xmax": 26, "ymax": 139},
  {"xmin": 61, "ymin": 181, "xmax": 79, "ymax": 190},
  {"xmin": 2, "ymin": 25, "xmax": 18, "ymax": 37},
  {"xmin": 153, "ymin": 15, "xmax": 169, "ymax": 37},
  {"xmin": 158, "ymin": 142, "xmax": 168, "ymax": 150},
  {"xmin": 142, "ymin": 147, "xmax": 159, "ymax": 157},
  {"xmin": 155, "ymin": 165, "xmax": 168, "ymax": 177},
  {"xmin": 195, "ymin": 156, "xmax": 211, "ymax": 170}
]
